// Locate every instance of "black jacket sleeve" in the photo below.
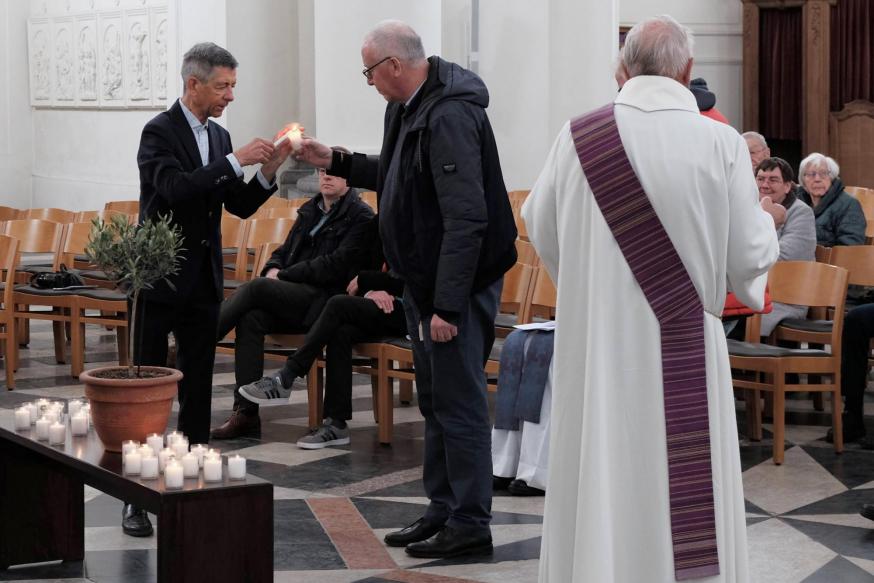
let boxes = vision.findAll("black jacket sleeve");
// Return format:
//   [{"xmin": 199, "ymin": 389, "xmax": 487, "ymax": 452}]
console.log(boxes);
[
  {"xmin": 358, "ymin": 270, "xmax": 405, "ymax": 297},
  {"xmin": 329, "ymin": 150, "xmax": 380, "ymax": 192}
]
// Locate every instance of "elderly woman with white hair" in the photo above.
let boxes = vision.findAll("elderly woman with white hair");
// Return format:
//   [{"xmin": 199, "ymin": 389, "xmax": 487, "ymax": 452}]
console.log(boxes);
[{"xmin": 797, "ymin": 153, "xmax": 866, "ymax": 246}]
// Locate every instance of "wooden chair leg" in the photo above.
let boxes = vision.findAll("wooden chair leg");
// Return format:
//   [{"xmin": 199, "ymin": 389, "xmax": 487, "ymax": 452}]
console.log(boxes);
[
  {"xmin": 3, "ymin": 329, "xmax": 14, "ymax": 389},
  {"xmin": 306, "ymin": 361, "xmax": 323, "ymax": 429},
  {"xmin": 745, "ymin": 389, "xmax": 763, "ymax": 441},
  {"xmin": 813, "ymin": 392, "xmax": 825, "ymax": 412},
  {"xmin": 51, "ymin": 318, "xmax": 66, "ymax": 364},
  {"xmin": 377, "ymin": 350, "xmax": 392, "ymax": 445},
  {"xmin": 772, "ymin": 365, "xmax": 786, "ymax": 465},
  {"xmin": 70, "ymin": 311, "xmax": 84, "ymax": 379},
  {"xmin": 832, "ymin": 388, "xmax": 844, "ymax": 454},
  {"xmin": 399, "ymin": 379, "xmax": 413, "ymax": 404}
]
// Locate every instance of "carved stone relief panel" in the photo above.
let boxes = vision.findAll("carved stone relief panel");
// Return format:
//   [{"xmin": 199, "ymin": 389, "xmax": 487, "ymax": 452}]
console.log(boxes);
[
  {"xmin": 27, "ymin": 19, "xmax": 52, "ymax": 105},
  {"xmin": 124, "ymin": 9, "xmax": 151, "ymax": 105},
  {"xmin": 98, "ymin": 11, "xmax": 125, "ymax": 106},
  {"xmin": 150, "ymin": 6, "xmax": 168, "ymax": 106},
  {"xmin": 52, "ymin": 18, "xmax": 75, "ymax": 104},
  {"xmin": 75, "ymin": 15, "xmax": 98, "ymax": 105}
]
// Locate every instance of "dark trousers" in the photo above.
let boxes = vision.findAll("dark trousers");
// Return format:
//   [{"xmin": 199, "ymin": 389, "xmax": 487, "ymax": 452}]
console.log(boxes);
[
  {"xmin": 137, "ymin": 259, "xmax": 219, "ymax": 445},
  {"xmin": 282, "ymin": 294, "xmax": 407, "ymax": 421},
  {"xmin": 218, "ymin": 277, "xmax": 321, "ymax": 415},
  {"xmin": 842, "ymin": 303, "xmax": 874, "ymax": 419},
  {"xmin": 403, "ymin": 279, "xmax": 501, "ymax": 534}
]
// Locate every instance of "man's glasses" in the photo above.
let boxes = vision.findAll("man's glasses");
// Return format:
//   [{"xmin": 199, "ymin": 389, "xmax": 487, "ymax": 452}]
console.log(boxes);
[{"xmin": 362, "ymin": 56, "xmax": 394, "ymax": 80}]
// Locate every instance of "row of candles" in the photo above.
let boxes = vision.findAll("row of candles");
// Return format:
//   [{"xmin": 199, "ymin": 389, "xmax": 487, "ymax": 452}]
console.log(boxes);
[
  {"xmin": 122, "ymin": 431, "xmax": 246, "ymax": 488},
  {"xmin": 13, "ymin": 398, "xmax": 91, "ymax": 444}
]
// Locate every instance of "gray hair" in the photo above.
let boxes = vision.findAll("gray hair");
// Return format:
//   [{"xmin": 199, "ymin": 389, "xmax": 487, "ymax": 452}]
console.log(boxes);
[
  {"xmin": 623, "ymin": 15, "xmax": 694, "ymax": 80},
  {"xmin": 799, "ymin": 153, "xmax": 840, "ymax": 181},
  {"xmin": 742, "ymin": 131, "xmax": 768, "ymax": 149},
  {"xmin": 363, "ymin": 20, "xmax": 426, "ymax": 62},
  {"xmin": 181, "ymin": 42, "xmax": 238, "ymax": 89}
]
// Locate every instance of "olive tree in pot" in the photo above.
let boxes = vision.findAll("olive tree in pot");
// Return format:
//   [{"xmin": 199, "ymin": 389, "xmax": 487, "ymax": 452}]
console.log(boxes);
[{"xmin": 79, "ymin": 214, "xmax": 185, "ymax": 452}]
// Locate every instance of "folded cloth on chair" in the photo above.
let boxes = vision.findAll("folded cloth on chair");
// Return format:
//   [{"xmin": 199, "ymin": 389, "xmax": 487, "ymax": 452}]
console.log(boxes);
[{"xmin": 494, "ymin": 328, "xmax": 554, "ymax": 430}]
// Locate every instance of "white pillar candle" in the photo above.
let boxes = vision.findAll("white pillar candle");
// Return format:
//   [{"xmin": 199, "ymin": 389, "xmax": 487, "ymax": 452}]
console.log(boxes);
[
  {"xmin": 49, "ymin": 421, "xmax": 65, "ymax": 445},
  {"xmin": 166, "ymin": 431, "xmax": 183, "ymax": 447},
  {"xmin": 206, "ymin": 448, "xmax": 221, "ymax": 458},
  {"xmin": 67, "ymin": 400, "xmax": 82, "ymax": 417},
  {"xmin": 35, "ymin": 416, "xmax": 51, "ymax": 441},
  {"xmin": 164, "ymin": 460, "xmax": 184, "ymax": 489},
  {"xmin": 203, "ymin": 456, "xmax": 222, "ymax": 482},
  {"xmin": 227, "ymin": 455, "xmax": 246, "ymax": 480},
  {"xmin": 140, "ymin": 456, "xmax": 159, "ymax": 479},
  {"xmin": 14, "ymin": 407, "xmax": 31, "ymax": 430},
  {"xmin": 181, "ymin": 453, "xmax": 199, "ymax": 478},
  {"xmin": 146, "ymin": 433, "xmax": 164, "ymax": 455},
  {"xmin": 35, "ymin": 398, "xmax": 50, "ymax": 415},
  {"xmin": 43, "ymin": 408, "xmax": 60, "ymax": 424},
  {"xmin": 124, "ymin": 451, "xmax": 142, "ymax": 475},
  {"xmin": 190, "ymin": 444, "xmax": 208, "ymax": 467},
  {"xmin": 122, "ymin": 440, "xmax": 140, "ymax": 456},
  {"xmin": 138, "ymin": 444, "xmax": 154, "ymax": 459},
  {"xmin": 70, "ymin": 412, "xmax": 88, "ymax": 436},
  {"xmin": 26, "ymin": 403, "xmax": 38, "ymax": 424},
  {"xmin": 81, "ymin": 403, "xmax": 92, "ymax": 427},
  {"xmin": 158, "ymin": 448, "xmax": 175, "ymax": 473},
  {"xmin": 172, "ymin": 438, "xmax": 189, "ymax": 459}
]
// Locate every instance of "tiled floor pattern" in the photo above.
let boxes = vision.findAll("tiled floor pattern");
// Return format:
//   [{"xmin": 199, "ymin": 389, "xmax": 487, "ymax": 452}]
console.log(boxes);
[{"xmin": 2, "ymin": 324, "xmax": 874, "ymax": 581}]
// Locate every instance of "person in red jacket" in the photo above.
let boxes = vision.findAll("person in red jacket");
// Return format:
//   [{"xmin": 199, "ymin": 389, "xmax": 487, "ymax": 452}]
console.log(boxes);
[{"xmin": 690, "ymin": 77, "xmax": 730, "ymax": 124}]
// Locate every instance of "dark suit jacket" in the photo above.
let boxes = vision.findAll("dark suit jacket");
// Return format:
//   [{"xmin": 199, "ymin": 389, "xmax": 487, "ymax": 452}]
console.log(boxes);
[{"xmin": 137, "ymin": 99, "xmax": 276, "ymax": 304}]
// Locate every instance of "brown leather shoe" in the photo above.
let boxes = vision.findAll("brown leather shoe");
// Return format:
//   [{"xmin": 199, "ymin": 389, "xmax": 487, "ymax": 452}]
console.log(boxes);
[{"xmin": 210, "ymin": 410, "xmax": 261, "ymax": 440}]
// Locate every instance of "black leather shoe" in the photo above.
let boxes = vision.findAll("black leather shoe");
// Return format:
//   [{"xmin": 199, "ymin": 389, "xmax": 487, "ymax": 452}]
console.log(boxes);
[
  {"xmin": 384, "ymin": 517, "xmax": 443, "ymax": 548},
  {"xmin": 210, "ymin": 410, "xmax": 261, "ymax": 440},
  {"xmin": 826, "ymin": 414, "xmax": 866, "ymax": 444},
  {"xmin": 122, "ymin": 504, "xmax": 153, "ymax": 537},
  {"xmin": 405, "ymin": 526, "xmax": 493, "ymax": 558},
  {"xmin": 861, "ymin": 504, "xmax": 874, "ymax": 522},
  {"xmin": 508, "ymin": 479, "xmax": 545, "ymax": 496},
  {"xmin": 493, "ymin": 475, "xmax": 513, "ymax": 490}
]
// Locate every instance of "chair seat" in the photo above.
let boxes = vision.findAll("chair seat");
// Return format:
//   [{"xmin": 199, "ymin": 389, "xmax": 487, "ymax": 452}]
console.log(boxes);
[
  {"xmin": 20, "ymin": 265, "xmax": 54, "ymax": 275},
  {"xmin": 13, "ymin": 284, "xmax": 84, "ymax": 297},
  {"xmin": 385, "ymin": 337, "xmax": 412, "ymax": 350},
  {"xmin": 78, "ymin": 269, "xmax": 112, "ymax": 281},
  {"xmin": 494, "ymin": 313, "xmax": 518, "ymax": 329},
  {"xmin": 489, "ymin": 337, "xmax": 505, "ymax": 362},
  {"xmin": 727, "ymin": 339, "xmax": 830, "ymax": 358},
  {"xmin": 76, "ymin": 287, "xmax": 126, "ymax": 301},
  {"xmin": 779, "ymin": 318, "xmax": 833, "ymax": 333},
  {"xmin": 223, "ymin": 279, "xmax": 246, "ymax": 290},
  {"xmin": 222, "ymin": 247, "xmax": 238, "ymax": 256}
]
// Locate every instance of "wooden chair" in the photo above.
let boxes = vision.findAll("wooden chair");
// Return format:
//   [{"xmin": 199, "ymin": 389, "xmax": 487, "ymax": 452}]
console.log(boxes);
[
  {"xmin": 261, "ymin": 196, "xmax": 290, "ymax": 209},
  {"xmin": 525, "ymin": 266, "xmax": 557, "ymax": 322},
  {"xmin": 727, "ymin": 261, "xmax": 849, "ymax": 464},
  {"xmin": 359, "ymin": 191, "xmax": 378, "ymax": 211},
  {"xmin": 508, "ymin": 189, "xmax": 530, "ymax": 212},
  {"xmin": 815, "ymin": 245, "xmax": 832, "ymax": 263},
  {"xmin": 221, "ymin": 215, "xmax": 248, "ymax": 281},
  {"xmin": 515, "ymin": 238, "xmax": 540, "ymax": 266},
  {"xmin": 847, "ymin": 188, "xmax": 874, "ymax": 242},
  {"xmin": 0, "ymin": 206, "xmax": 20, "ymax": 222},
  {"xmin": 104, "ymin": 200, "xmax": 139, "ymax": 214},
  {"xmin": 845, "ymin": 186, "xmax": 873, "ymax": 198},
  {"xmin": 515, "ymin": 213, "xmax": 529, "ymax": 242},
  {"xmin": 288, "ymin": 197, "xmax": 310, "ymax": 210},
  {"xmin": 266, "ymin": 207, "xmax": 299, "ymax": 220},
  {"xmin": 495, "ymin": 262, "xmax": 536, "ymax": 337},
  {"xmin": 224, "ymin": 218, "xmax": 293, "ymax": 297},
  {"xmin": 0, "ymin": 235, "xmax": 20, "ymax": 389},
  {"xmin": 23, "ymin": 208, "xmax": 77, "ymax": 224}
]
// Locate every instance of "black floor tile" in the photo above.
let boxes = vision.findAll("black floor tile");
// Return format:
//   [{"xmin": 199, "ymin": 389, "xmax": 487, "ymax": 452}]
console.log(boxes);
[
  {"xmin": 272, "ymin": 500, "xmax": 344, "ymax": 570},
  {"xmin": 0, "ymin": 559, "xmax": 84, "ymax": 580},
  {"xmin": 352, "ymin": 498, "xmax": 541, "ymax": 530},
  {"xmin": 364, "ymin": 479, "xmax": 426, "ymax": 498},
  {"xmin": 782, "ymin": 517, "xmax": 874, "ymax": 559},
  {"xmin": 785, "ymin": 489, "xmax": 871, "ymax": 516},
  {"xmin": 420, "ymin": 536, "xmax": 542, "ymax": 567},
  {"xmin": 82, "ymin": 549, "xmax": 157, "ymax": 581},
  {"xmin": 801, "ymin": 446, "xmax": 874, "ymax": 489},
  {"xmin": 801, "ymin": 555, "xmax": 874, "ymax": 582}
]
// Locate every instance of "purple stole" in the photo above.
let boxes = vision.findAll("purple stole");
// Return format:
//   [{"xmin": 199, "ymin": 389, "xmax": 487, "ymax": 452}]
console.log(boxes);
[{"xmin": 571, "ymin": 104, "xmax": 719, "ymax": 581}]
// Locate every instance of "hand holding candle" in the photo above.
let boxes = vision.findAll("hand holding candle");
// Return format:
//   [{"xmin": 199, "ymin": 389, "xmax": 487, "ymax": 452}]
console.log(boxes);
[{"xmin": 273, "ymin": 123, "xmax": 304, "ymax": 151}]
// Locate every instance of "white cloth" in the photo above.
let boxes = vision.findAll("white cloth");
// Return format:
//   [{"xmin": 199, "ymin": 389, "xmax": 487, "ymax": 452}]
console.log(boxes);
[
  {"xmin": 523, "ymin": 75, "xmax": 779, "ymax": 583},
  {"xmin": 492, "ymin": 367, "xmax": 552, "ymax": 491}
]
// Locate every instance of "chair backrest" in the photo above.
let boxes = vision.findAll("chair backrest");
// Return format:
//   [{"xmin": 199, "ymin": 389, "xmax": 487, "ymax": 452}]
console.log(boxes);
[
  {"xmin": 0, "ymin": 234, "xmax": 20, "ymax": 297},
  {"xmin": 526, "ymin": 266, "xmax": 557, "ymax": 321},
  {"xmin": 846, "ymin": 188, "xmax": 874, "ymax": 239},
  {"xmin": 359, "ymin": 190, "xmax": 378, "ymax": 211},
  {"xmin": 235, "ymin": 218, "xmax": 294, "ymax": 279},
  {"xmin": 846, "ymin": 186, "xmax": 873, "ymax": 198},
  {"xmin": 76, "ymin": 209, "xmax": 132, "ymax": 225},
  {"xmin": 266, "ymin": 207, "xmax": 299, "ymax": 220},
  {"xmin": 1, "ymin": 219, "xmax": 64, "ymax": 255},
  {"xmin": 828, "ymin": 245, "xmax": 874, "ymax": 287},
  {"xmin": 23, "ymin": 208, "xmax": 77, "ymax": 224},
  {"xmin": 57, "ymin": 222, "xmax": 96, "ymax": 269},
  {"xmin": 515, "ymin": 238, "xmax": 540, "ymax": 266},
  {"xmin": 288, "ymin": 197, "xmax": 310, "ymax": 210},
  {"xmin": 768, "ymin": 261, "xmax": 849, "ymax": 308},
  {"xmin": 508, "ymin": 189, "xmax": 530, "ymax": 212},
  {"xmin": 252, "ymin": 242, "xmax": 281, "ymax": 276},
  {"xmin": 104, "ymin": 200, "xmax": 139, "ymax": 214},
  {"xmin": 0, "ymin": 206, "xmax": 20, "ymax": 221},
  {"xmin": 220, "ymin": 215, "xmax": 247, "ymax": 250},
  {"xmin": 515, "ymin": 213, "xmax": 528, "ymax": 242},
  {"xmin": 500, "ymin": 262, "xmax": 535, "ymax": 317},
  {"xmin": 815, "ymin": 245, "xmax": 832, "ymax": 263},
  {"xmin": 260, "ymin": 196, "xmax": 290, "ymax": 209}
]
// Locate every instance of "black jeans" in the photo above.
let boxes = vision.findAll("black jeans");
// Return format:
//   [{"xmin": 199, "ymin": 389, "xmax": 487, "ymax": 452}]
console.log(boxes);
[
  {"xmin": 842, "ymin": 303, "xmax": 874, "ymax": 420},
  {"xmin": 137, "ymin": 258, "xmax": 219, "ymax": 445},
  {"xmin": 281, "ymin": 294, "xmax": 407, "ymax": 421},
  {"xmin": 403, "ymin": 279, "xmax": 501, "ymax": 535},
  {"xmin": 218, "ymin": 277, "xmax": 321, "ymax": 415}
]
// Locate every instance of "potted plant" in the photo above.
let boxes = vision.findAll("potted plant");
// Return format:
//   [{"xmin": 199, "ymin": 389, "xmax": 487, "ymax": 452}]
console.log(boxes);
[{"xmin": 78, "ymin": 213, "xmax": 185, "ymax": 452}]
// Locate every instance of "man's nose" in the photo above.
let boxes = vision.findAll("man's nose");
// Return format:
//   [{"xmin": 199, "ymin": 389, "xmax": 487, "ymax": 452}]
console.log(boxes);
[{"xmin": 226, "ymin": 88, "xmax": 234, "ymax": 102}]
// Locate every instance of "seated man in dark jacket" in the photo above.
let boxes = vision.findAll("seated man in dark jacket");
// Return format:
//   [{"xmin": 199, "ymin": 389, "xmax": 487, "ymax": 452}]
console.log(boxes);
[
  {"xmin": 211, "ymin": 164, "xmax": 374, "ymax": 439},
  {"xmin": 238, "ymin": 217, "xmax": 407, "ymax": 448}
]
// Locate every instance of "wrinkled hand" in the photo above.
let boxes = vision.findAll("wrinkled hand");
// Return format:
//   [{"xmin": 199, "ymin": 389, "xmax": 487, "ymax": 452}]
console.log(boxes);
[
  {"xmin": 760, "ymin": 196, "xmax": 787, "ymax": 228},
  {"xmin": 261, "ymin": 138, "xmax": 293, "ymax": 181},
  {"xmin": 265, "ymin": 267, "xmax": 280, "ymax": 280},
  {"xmin": 233, "ymin": 138, "xmax": 275, "ymax": 167},
  {"xmin": 365, "ymin": 290, "xmax": 394, "ymax": 314},
  {"xmin": 430, "ymin": 314, "xmax": 458, "ymax": 343},
  {"xmin": 294, "ymin": 136, "xmax": 333, "ymax": 168},
  {"xmin": 346, "ymin": 276, "xmax": 359, "ymax": 296}
]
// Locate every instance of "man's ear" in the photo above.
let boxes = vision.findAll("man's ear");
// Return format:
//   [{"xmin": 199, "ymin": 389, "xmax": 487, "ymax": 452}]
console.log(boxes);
[{"xmin": 679, "ymin": 59, "xmax": 694, "ymax": 87}]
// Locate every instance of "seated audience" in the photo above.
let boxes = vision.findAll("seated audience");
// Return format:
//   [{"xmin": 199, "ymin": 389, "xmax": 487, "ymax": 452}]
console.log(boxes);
[
  {"xmin": 743, "ymin": 131, "xmax": 771, "ymax": 175},
  {"xmin": 756, "ymin": 157, "xmax": 816, "ymax": 337},
  {"xmin": 797, "ymin": 153, "xmax": 866, "ymax": 247},
  {"xmin": 211, "ymin": 162, "xmax": 374, "ymax": 440},
  {"xmin": 237, "ymin": 218, "xmax": 408, "ymax": 449}
]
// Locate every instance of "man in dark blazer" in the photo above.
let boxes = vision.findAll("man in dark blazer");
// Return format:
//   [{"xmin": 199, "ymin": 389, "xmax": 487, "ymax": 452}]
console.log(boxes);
[{"xmin": 125, "ymin": 42, "xmax": 290, "ymax": 537}]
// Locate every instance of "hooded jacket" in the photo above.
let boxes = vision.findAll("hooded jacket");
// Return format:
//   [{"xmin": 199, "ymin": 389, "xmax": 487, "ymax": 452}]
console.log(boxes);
[
  {"xmin": 330, "ymin": 56, "xmax": 517, "ymax": 318},
  {"xmin": 797, "ymin": 178, "xmax": 867, "ymax": 246}
]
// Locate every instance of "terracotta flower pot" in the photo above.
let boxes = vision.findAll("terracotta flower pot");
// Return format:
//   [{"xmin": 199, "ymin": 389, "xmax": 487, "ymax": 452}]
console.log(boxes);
[{"xmin": 81, "ymin": 366, "xmax": 182, "ymax": 453}]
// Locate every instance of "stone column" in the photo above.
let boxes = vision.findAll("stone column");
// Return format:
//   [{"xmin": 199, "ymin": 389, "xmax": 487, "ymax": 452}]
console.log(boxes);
[
  {"xmin": 741, "ymin": 0, "xmax": 761, "ymax": 132},
  {"xmin": 802, "ymin": 0, "xmax": 836, "ymax": 155}
]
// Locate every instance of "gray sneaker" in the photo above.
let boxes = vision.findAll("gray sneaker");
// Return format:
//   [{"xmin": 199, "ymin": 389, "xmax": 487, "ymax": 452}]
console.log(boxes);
[
  {"xmin": 238, "ymin": 376, "xmax": 291, "ymax": 406},
  {"xmin": 296, "ymin": 420, "xmax": 350, "ymax": 449}
]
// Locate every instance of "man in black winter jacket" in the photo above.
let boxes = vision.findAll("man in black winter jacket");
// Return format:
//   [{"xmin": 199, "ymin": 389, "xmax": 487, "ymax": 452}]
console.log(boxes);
[
  {"xmin": 210, "ymin": 166, "xmax": 374, "ymax": 439},
  {"xmin": 297, "ymin": 20, "xmax": 516, "ymax": 559}
]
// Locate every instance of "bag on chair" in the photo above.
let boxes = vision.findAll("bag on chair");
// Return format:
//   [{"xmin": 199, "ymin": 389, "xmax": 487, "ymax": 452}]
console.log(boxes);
[{"xmin": 29, "ymin": 264, "xmax": 87, "ymax": 290}]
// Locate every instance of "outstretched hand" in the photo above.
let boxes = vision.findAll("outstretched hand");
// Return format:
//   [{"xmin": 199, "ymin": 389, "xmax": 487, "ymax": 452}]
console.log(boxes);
[{"xmin": 294, "ymin": 136, "xmax": 333, "ymax": 168}]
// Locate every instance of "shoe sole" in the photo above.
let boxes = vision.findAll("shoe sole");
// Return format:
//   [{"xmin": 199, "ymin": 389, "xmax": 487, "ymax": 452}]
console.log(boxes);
[
  {"xmin": 297, "ymin": 437, "xmax": 351, "ymax": 449},
  {"xmin": 238, "ymin": 388, "xmax": 290, "ymax": 406},
  {"xmin": 122, "ymin": 526, "xmax": 154, "ymax": 537},
  {"xmin": 405, "ymin": 542, "xmax": 493, "ymax": 559}
]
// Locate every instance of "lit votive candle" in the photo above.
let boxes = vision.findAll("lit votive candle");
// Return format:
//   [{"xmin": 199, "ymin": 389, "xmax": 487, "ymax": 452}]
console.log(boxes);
[
  {"xmin": 164, "ymin": 460, "xmax": 184, "ymax": 489},
  {"xmin": 166, "ymin": 431, "xmax": 183, "ymax": 447},
  {"xmin": 70, "ymin": 412, "xmax": 88, "ymax": 436},
  {"xmin": 49, "ymin": 421, "xmax": 65, "ymax": 445},
  {"xmin": 35, "ymin": 416, "xmax": 51, "ymax": 441},
  {"xmin": 146, "ymin": 433, "xmax": 164, "ymax": 455},
  {"xmin": 206, "ymin": 447, "xmax": 221, "ymax": 459},
  {"xmin": 35, "ymin": 398, "xmax": 50, "ymax": 415},
  {"xmin": 190, "ymin": 444, "xmax": 208, "ymax": 468},
  {"xmin": 138, "ymin": 444, "xmax": 154, "ymax": 459},
  {"xmin": 203, "ymin": 456, "xmax": 222, "ymax": 482},
  {"xmin": 140, "ymin": 456, "xmax": 159, "ymax": 479},
  {"xmin": 67, "ymin": 399, "xmax": 83, "ymax": 417},
  {"xmin": 122, "ymin": 440, "xmax": 140, "ymax": 457},
  {"xmin": 181, "ymin": 453, "xmax": 199, "ymax": 478},
  {"xmin": 81, "ymin": 403, "xmax": 92, "ymax": 427},
  {"xmin": 172, "ymin": 438, "xmax": 189, "ymax": 459},
  {"xmin": 227, "ymin": 455, "xmax": 246, "ymax": 480},
  {"xmin": 14, "ymin": 407, "xmax": 31, "ymax": 430},
  {"xmin": 158, "ymin": 448, "xmax": 175, "ymax": 473},
  {"xmin": 124, "ymin": 451, "xmax": 142, "ymax": 475},
  {"xmin": 26, "ymin": 403, "xmax": 38, "ymax": 424}
]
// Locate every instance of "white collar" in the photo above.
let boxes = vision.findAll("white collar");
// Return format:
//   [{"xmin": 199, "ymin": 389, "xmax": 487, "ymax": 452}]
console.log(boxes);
[
  {"xmin": 614, "ymin": 76, "xmax": 699, "ymax": 114},
  {"xmin": 179, "ymin": 99, "xmax": 209, "ymax": 130}
]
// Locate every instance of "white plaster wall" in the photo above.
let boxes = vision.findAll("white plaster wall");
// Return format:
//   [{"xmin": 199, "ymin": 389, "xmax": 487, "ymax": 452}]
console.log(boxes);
[
  {"xmin": 620, "ymin": 0, "xmax": 744, "ymax": 129},
  {"xmin": 0, "ymin": 0, "xmax": 33, "ymax": 209},
  {"xmin": 311, "ymin": 0, "xmax": 442, "ymax": 154}
]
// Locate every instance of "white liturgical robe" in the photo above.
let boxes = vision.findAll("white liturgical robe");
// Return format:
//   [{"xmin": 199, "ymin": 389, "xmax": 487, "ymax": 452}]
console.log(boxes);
[{"xmin": 523, "ymin": 76, "xmax": 779, "ymax": 583}]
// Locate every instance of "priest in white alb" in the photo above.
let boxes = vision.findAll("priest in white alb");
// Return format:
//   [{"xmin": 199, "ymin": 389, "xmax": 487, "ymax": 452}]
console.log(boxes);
[{"xmin": 523, "ymin": 15, "xmax": 782, "ymax": 583}]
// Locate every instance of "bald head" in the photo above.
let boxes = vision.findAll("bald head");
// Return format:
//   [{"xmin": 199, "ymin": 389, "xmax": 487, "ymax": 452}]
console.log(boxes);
[
  {"xmin": 623, "ymin": 15, "xmax": 694, "ymax": 83},
  {"xmin": 363, "ymin": 20, "xmax": 427, "ymax": 64}
]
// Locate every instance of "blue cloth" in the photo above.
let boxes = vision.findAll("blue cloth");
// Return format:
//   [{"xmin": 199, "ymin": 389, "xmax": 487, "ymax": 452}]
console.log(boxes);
[{"xmin": 494, "ymin": 329, "xmax": 554, "ymax": 430}]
